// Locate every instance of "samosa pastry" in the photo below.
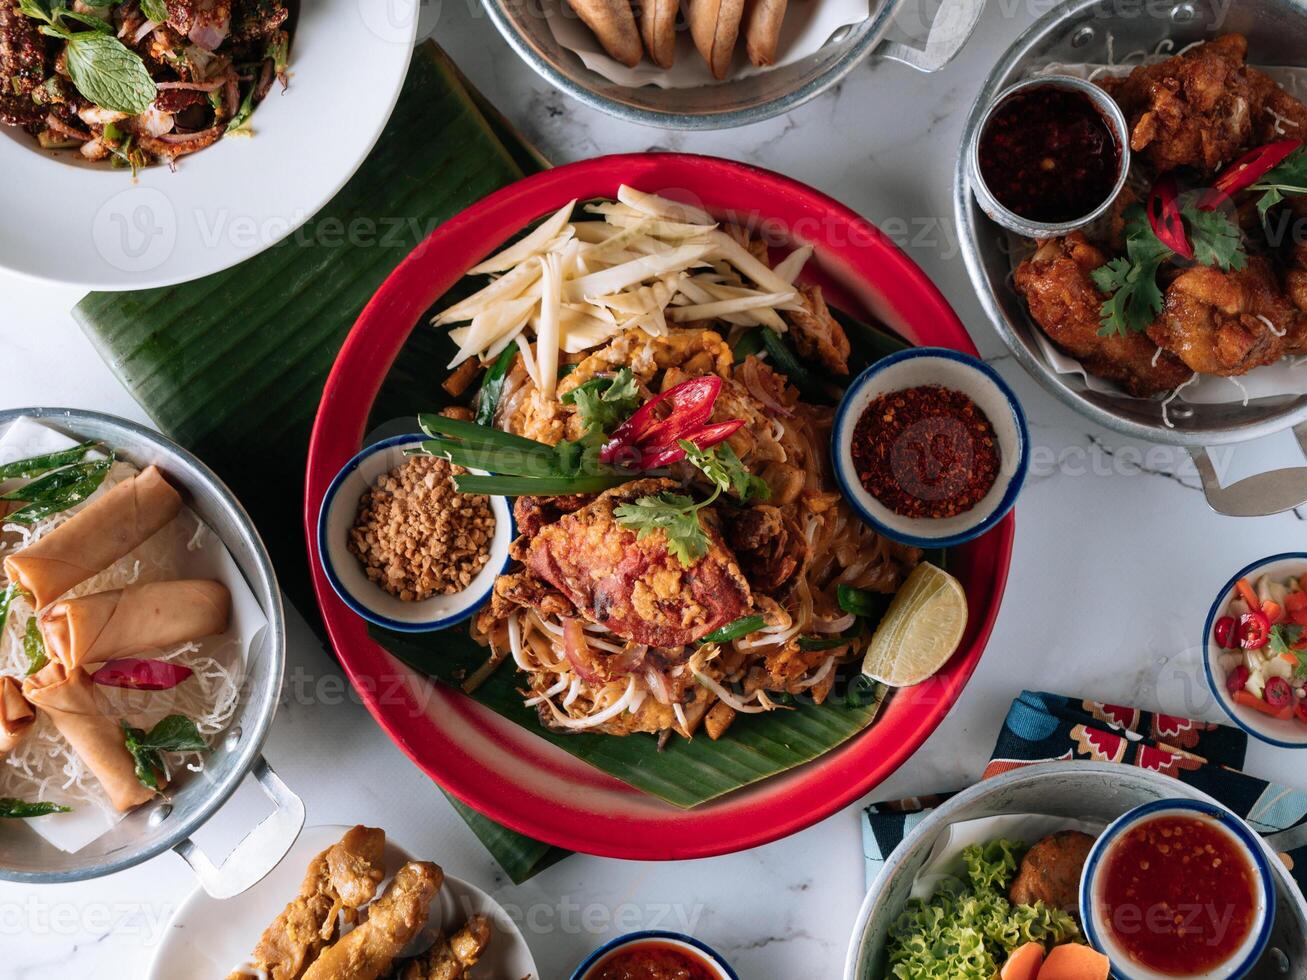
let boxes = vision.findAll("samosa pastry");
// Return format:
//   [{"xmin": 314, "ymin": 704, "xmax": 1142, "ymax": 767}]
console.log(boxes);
[
  {"xmin": 687, "ymin": 0, "xmax": 744, "ymax": 79},
  {"xmin": 22, "ymin": 664, "xmax": 155, "ymax": 812},
  {"xmin": 41, "ymin": 580, "xmax": 231, "ymax": 671},
  {"xmin": 301, "ymin": 861, "xmax": 443, "ymax": 980},
  {"xmin": 639, "ymin": 0, "xmax": 678, "ymax": 68},
  {"xmin": 566, "ymin": 0, "xmax": 643, "ymax": 67},
  {"xmin": 743, "ymin": 0, "xmax": 786, "ymax": 66},
  {"xmin": 4, "ymin": 466, "xmax": 182, "ymax": 609},
  {"xmin": 0, "ymin": 676, "xmax": 34, "ymax": 753},
  {"xmin": 230, "ymin": 825, "xmax": 386, "ymax": 980}
]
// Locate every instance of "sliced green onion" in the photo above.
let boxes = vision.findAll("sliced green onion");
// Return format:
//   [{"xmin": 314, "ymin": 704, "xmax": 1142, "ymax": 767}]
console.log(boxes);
[
  {"xmin": 413, "ymin": 438, "xmax": 561, "ymax": 479},
  {"xmin": 453, "ymin": 473, "xmax": 633, "ymax": 497},
  {"xmin": 698, "ymin": 614, "xmax": 767, "ymax": 645},
  {"xmin": 761, "ymin": 327, "xmax": 826, "ymax": 401},
  {"xmin": 731, "ymin": 328, "xmax": 765, "ymax": 363},
  {"xmin": 417, "ymin": 413, "xmax": 557, "ymax": 457},
  {"xmin": 0, "ymin": 440, "xmax": 99, "ymax": 480},
  {"xmin": 837, "ymin": 584, "xmax": 890, "ymax": 620}
]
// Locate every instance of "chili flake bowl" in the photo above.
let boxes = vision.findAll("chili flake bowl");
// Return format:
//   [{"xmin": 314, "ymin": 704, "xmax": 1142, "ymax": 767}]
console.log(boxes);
[
  {"xmin": 571, "ymin": 931, "xmax": 739, "ymax": 980},
  {"xmin": 1204, "ymin": 553, "xmax": 1307, "ymax": 750},
  {"xmin": 1080, "ymin": 798, "xmax": 1276, "ymax": 980},
  {"xmin": 831, "ymin": 347, "xmax": 1029, "ymax": 549},
  {"xmin": 316, "ymin": 434, "xmax": 513, "ymax": 633}
]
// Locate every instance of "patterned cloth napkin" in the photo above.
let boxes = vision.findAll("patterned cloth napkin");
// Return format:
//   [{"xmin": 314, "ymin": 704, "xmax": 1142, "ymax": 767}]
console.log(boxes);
[{"xmin": 862, "ymin": 690, "xmax": 1307, "ymax": 893}]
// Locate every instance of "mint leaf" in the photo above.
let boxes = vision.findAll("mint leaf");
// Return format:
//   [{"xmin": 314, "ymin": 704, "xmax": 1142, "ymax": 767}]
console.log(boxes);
[
  {"xmin": 22, "ymin": 617, "xmax": 46, "ymax": 677},
  {"xmin": 65, "ymin": 32, "xmax": 157, "ymax": 114},
  {"xmin": 140, "ymin": 0, "xmax": 168, "ymax": 21},
  {"xmin": 614, "ymin": 492, "xmax": 710, "ymax": 566},
  {"xmin": 122, "ymin": 715, "xmax": 206, "ymax": 789}
]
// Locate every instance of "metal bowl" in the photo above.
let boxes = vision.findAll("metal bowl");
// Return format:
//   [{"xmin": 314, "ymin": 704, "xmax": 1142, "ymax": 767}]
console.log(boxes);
[
  {"xmin": 954, "ymin": 0, "xmax": 1307, "ymax": 514},
  {"xmin": 843, "ymin": 762, "xmax": 1307, "ymax": 979},
  {"xmin": 480, "ymin": 0, "xmax": 983, "ymax": 129},
  {"xmin": 0, "ymin": 409, "xmax": 301, "ymax": 894}
]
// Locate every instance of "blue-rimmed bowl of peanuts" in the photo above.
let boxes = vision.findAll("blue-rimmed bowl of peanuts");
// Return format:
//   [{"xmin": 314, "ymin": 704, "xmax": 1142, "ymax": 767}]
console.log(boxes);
[{"xmin": 317, "ymin": 434, "xmax": 513, "ymax": 633}]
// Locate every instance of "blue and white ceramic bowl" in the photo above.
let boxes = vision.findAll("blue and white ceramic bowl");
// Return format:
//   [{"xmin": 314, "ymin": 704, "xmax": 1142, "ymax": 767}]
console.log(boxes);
[
  {"xmin": 317, "ymin": 434, "xmax": 513, "ymax": 633},
  {"xmin": 831, "ymin": 347, "xmax": 1028, "ymax": 549},
  {"xmin": 1080, "ymin": 798, "xmax": 1276, "ymax": 980},
  {"xmin": 1204, "ymin": 553, "xmax": 1307, "ymax": 749},
  {"xmin": 571, "ymin": 931, "xmax": 739, "ymax": 980}
]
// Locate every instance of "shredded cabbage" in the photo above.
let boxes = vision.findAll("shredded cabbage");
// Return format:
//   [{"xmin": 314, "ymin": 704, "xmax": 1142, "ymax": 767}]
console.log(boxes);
[{"xmin": 885, "ymin": 839, "xmax": 1082, "ymax": 979}]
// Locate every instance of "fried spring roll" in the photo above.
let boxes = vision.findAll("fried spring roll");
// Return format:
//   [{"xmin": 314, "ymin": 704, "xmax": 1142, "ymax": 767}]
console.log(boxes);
[
  {"xmin": 4, "ymin": 466, "xmax": 183, "ymax": 609},
  {"xmin": 743, "ymin": 0, "xmax": 786, "ymax": 66},
  {"xmin": 22, "ymin": 664, "xmax": 155, "ymax": 811},
  {"xmin": 0, "ymin": 676, "xmax": 34, "ymax": 753},
  {"xmin": 41, "ymin": 580, "xmax": 231, "ymax": 671},
  {"xmin": 639, "ymin": 0, "xmax": 678, "ymax": 68},
  {"xmin": 302, "ymin": 861, "xmax": 444, "ymax": 980},
  {"xmin": 687, "ymin": 0, "xmax": 744, "ymax": 79},
  {"xmin": 229, "ymin": 825, "xmax": 387, "ymax": 980},
  {"xmin": 565, "ymin": 0, "xmax": 643, "ymax": 68}
]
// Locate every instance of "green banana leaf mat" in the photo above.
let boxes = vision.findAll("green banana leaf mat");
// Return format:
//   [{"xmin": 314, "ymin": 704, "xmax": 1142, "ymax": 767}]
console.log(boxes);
[{"xmin": 74, "ymin": 42, "xmax": 909, "ymax": 882}]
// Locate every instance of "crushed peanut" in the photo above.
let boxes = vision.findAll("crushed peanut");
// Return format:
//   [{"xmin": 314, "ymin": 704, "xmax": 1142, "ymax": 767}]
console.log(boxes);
[{"xmin": 348, "ymin": 455, "xmax": 495, "ymax": 601}]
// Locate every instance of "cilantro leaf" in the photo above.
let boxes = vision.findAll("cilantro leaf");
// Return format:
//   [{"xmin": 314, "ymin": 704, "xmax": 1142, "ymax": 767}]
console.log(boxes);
[
  {"xmin": 613, "ymin": 492, "xmax": 711, "ymax": 566},
  {"xmin": 121, "ymin": 715, "xmax": 207, "ymax": 790},
  {"xmin": 1183, "ymin": 205, "xmax": 1246, "ymax": 272},
  {"xmin": 561, "ymin": 368, "xmax": 640, "ymax": 436},
  {"xmin": 679, "ymin": 439, "xmax": 769, "ymax": 503},
  {"xmin": 1252, "ymin": 147, "xmax": 1307, "ymax": 222}
]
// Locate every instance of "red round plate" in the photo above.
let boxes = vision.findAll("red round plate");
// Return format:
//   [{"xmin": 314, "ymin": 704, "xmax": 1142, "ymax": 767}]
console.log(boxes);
[{"xmin": 304, "ymin": 153, "xmax": 1014, "ymax": 860}]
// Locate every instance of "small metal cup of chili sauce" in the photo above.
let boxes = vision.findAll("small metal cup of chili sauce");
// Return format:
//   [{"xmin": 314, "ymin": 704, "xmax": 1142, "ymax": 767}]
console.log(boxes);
[
  {"xmin": 571, "ymin": 931, "xmax": 738, "ymax": 980},
  {"xmin": 968, "ymin": 74, "xmax": 1131, "ymax": 238},
  {"xmin": 1081, "ymin": 798, "xmax": 1277, "ymax": 980},
  {"xmin": 831, "ymin": 348, "xmax": 1029, "ymax": 548}
]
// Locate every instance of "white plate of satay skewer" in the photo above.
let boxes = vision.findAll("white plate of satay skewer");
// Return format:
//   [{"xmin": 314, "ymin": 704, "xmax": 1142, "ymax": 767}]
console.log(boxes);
[{"xmin": 150, "ymin": 824, "xmax": 538, "ymax": 980}]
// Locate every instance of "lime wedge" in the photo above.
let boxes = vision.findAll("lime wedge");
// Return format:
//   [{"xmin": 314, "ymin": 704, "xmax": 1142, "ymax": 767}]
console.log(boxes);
[{"xmin": 862, "ymin": 562, "xmax": 968, "ymax": 687}]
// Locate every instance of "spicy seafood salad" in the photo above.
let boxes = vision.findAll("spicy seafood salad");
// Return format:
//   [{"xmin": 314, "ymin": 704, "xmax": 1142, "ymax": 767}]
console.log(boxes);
[{"xmin": 414, "ymin": 187, "xmax": 942, "ymax": 743}]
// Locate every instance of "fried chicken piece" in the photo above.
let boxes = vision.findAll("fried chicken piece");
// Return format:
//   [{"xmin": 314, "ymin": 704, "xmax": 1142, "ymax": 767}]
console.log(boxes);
[
  {"xmin": 522, "ymin": 478, "xmax": 753, "ymax": 647},
  {"xmin": 1149, "ymin": 257, "xmax": 1301, "ymax": 375},
  {"xmin": 230, "ymin": 826, "xmax": 386, "ymax": 980},
  {"xmin": 397, "ymin": 915, "xmax": 492, "ymax": 980},
  {"xmin": 1101, "ymin": 35, "xmax": 1257, "ymax": 174},
  {"xmin": 486, "ymin": 569, "xmax": 575, "ymax": 622},
  {"xmin": 303, "ymin": 862, "xmax": 444, "ymax": 980},
  {"xmin": 1009, "ymin": 831, "xmax": 1095, "ymax": 914},
  {"xmin": 1014, "ymin": 234, "xmax": 1192, "ymax": 396},
  {"xmin": 785, "ymin": 284, "xmax": 852, "ymax": 376},
  {"xmin": 513, "ymin": 493, "xmax": 592, "ymax": 538},
  {"xmin": 1247, "ymin": 66, "xmax": 1307, "ymax": 144},
  {"xmin": 1286, "ymin": 201, "xmax": 1307, "ymax": 328}
]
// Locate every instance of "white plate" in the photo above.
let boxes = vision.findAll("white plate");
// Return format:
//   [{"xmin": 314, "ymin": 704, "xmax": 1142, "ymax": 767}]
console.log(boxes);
[
  {"xmin": 0, "ymin": 0, "xmax": 418, "ymax": 290},
  {"xmin": 148, "ymin": 824, "xmax": 538, "ymax": 979}
]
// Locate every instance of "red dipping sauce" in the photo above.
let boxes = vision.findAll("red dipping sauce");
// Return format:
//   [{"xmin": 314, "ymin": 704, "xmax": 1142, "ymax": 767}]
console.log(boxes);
[
  {"xmin": 588, "ymin": 941, "xmax": 718, "ymax": 980},
  {"xmin": 978, "ymin": 85, "xmax": 1121, "ymax": 224},
  {"xmin": 1098, "ymin": 814, "xmax": 1258, "ymax": 975}
]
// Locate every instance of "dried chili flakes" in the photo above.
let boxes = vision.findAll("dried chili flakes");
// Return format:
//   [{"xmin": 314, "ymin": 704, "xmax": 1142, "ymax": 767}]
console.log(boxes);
[{"xmin": 850, "ymin": 385, "xmax": 1000, "ymax": 519}]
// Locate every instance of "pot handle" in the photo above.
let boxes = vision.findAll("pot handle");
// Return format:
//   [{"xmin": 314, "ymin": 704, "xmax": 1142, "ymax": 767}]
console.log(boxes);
[
  {"xmin": 875, "ymin": 0, "xmax": 984, "ymax": 73},
  {"xmin": 173, "ymin": 755, "xmax": 305, "ymax": 899},
  {"xmin": 1188, "ymin": 421, "xmax": 1307, "ymax": 517}
]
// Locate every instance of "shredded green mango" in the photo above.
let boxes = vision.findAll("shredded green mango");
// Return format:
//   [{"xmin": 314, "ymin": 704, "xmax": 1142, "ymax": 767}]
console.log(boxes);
[{"xmin": 885, "ymin": 839, "xmax": 1082, "ymax": 979}]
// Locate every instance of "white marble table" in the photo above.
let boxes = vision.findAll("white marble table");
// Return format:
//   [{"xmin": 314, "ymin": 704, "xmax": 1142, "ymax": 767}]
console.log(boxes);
[{"xmin": 2, "ymin": 3, "xmax": 1305, "ymax": 978}]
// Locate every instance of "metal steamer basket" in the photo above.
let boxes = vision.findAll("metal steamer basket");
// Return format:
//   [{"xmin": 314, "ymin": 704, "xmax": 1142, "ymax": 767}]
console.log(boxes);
[
  {"xmin": 955, "ymin": 0, "xmax": 1307, "ymax": 517},
  {"xmin": 482, "ymin": 0, "xmax": 984, "ymax": 129},
  {"xmin": 0, "ymin": 409, "xmax": 301, "ymax": 896},
  {"xmin": 844, "ymin": 762, "xmax": 1307, "ymax": 979}
]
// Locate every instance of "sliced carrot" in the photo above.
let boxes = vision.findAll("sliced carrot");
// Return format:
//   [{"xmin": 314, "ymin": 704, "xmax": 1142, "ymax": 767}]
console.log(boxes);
[
  {"xmin": 1037, "ymin": 944, "xmax": 1109, "ymax": 980},
  {"xmin": 1281, "ymin": 653, "xmax": 1300, "ymax": 666},
  {"xmin": 1235, "ymin": 578, "xmax": 1261, "ymax": 613},
  {"xmin": 1263, "ymin": 600, "xmax": 1284, "ymax": 624},
  {"xmin": 1001, "ymin": 942, "xmax": 1045, "ymax": 980},
  {"xmin": 1234, "ymin": 689, "xmax": 1293, "ymax": 720}
]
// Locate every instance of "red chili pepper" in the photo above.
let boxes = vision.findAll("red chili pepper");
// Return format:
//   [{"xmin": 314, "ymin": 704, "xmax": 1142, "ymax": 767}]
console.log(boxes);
[
  {"xmin": 1214, "ymin": 615, "xmax": 1237, "ymax": 649},
  {"xmin": 90, "ymin": 658, "xmax": 194, "ymax": 691},
  {"xmin": 639, "ymin": 419, "xmax": 746, "ymax": 468},
  {"xmin": 1264, "ymin": 676, "xmax": 1294, "ymax": 710},
  {"xmin": 600, "ymin": 375, "xmax": 721, "ymax": 465},
  {"xmin": 1296, "ymin": 701, "xmax": 1307, "ymax": 727},
  {"xmin": 1239, "ymin": 610, "xmax": 1271, "ymax": 650},
  {"xmin": 1225, "ymin": 664, "xmax": 1250, "ymax": 696},
  {"xmin": 1147, "ymin": 176, "xmax": 1194, "ymax": 260},
  {"xmin": 1199, "ymin": 138, "xmax": 1303, "ymax": 211}
]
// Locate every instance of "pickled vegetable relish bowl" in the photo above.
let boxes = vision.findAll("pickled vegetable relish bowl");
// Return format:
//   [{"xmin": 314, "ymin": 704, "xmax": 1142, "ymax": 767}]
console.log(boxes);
[{"xmin": 1205, "ymin": 553, "xmax": 1307, "ymax": 748}]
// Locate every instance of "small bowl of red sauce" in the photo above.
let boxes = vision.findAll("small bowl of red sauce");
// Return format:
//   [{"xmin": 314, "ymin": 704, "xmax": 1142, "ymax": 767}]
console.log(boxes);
[
  {"xmin": 571, "ymin": 931, "xmax": 738, "ymax": 980},
  {"xmin": 969, "ymin": 74, "xmax": 1130, "ymax": 237},
  {"xmin": 831, "ymin": 347, "xmax": 1028, "ymax": 548},
  {"xmin": 1081, "ymin": 798, "xmax": 1277, "ymax": 980}
]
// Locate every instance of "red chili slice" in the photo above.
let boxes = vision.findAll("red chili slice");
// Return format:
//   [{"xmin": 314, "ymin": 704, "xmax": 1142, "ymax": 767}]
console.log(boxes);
[
  {"xmin": 1147, "ymin": 176, "xmax": 1194, "ymax": 260},
  {"xmin": 1200, "ymin": 138, "xmax": 1303, "ymax": 211},
  {"xmin": 90, "ymin": 658, "xmax": 194, "ymax": 691},
  {"xmin": 1264, "ymin": 676, "xmax": 1293, "ymax": 709},
  {"xmin": 1238, "ymin": 610, "xmax": 1271, "ymax": 650},
  {"xmin": 1214, "ymin": 615, "xmax": 1237, "ymax": 649},
  {"xmin": 600, "ymin": 375, "xmax": 721, "ymax": 464},
  {"xmin": 1225, "ymin": 664, "xmax": 1250, "ymax": 696},
  {"xmin": 638, "ymin": 419, "xmax": 746, "ymax": 468}
]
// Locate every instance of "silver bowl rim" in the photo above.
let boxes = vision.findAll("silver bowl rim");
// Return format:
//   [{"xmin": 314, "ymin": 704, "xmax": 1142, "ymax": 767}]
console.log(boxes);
[
  {"xmin": 842, "ymin": 760, "xmax": 1307, "ymax": 978},
  {"xmin": 0, "ymin": 407, "xmax": 286, "ymax": 884},
  {"xmin": 477, "ymin": 0, "xmax": 902, "ymax": 130},
  {"xmin": 952, "ymin": 0, "xmax": 1307, "ymax": 447}
]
